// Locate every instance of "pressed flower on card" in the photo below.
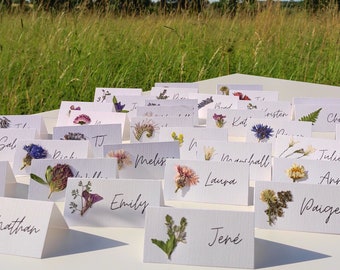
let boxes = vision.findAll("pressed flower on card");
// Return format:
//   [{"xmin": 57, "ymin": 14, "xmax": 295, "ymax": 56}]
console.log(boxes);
[
  {"xmin": 260, "ymin": 189, "xmax": 293, "ymax": 226},
  {"xmin": 73, "ymin": 114, "xmax": 91, "ymax": 125},
  {"xmin": 251, "ymin": 124, "xmax": 274, "ymax": 142},
  {"xmin": 96, "ymin": 89, "xmax": 111, "ymax": 103},
  {"xmin": 247, "ymin": 103, "xmax": 257, "ymax": 110},
  {"xmin": 284, "ymin": 144, "xmax": 316, "ymax": 159},
  {"xmin": 286, "ymin": 163, "xmax": 307, "ymax": 182},
  {"xmin": 151, "ymin": 214, "xmax": 187, "ymax": 260},
  {"xmin": 204, "ymin": 146, "xmax": 215, "ymax": 161},
  {"xmin": 219, "ymin": 86, "xmax": 229, "ymax": 95},
  {"xmin": 132, "ymin": 119, "xmax": 159, "ymax": 141},
  {"xmin": 213, "ymin": 113, "xmax": 226, "ymax": 128},
  {"xmin": 30, "ymin": 164, "xmax": 74, "ymax": 199},
  {"xmin": 62, "ymin": 132, "xmax": 87, "ymax": 140},
  {"xmin": 171, "ymin": 132, "xmax": 184, "ymax": 146},
  {"xmin": 113, "ymin": 96, "xmax": 128, "ymax": 113},
  {"xmin": 298, "ymin": 108, "xmax": 322, "ymax": 125},
  {"xmin": 0, "ymin": 116, "xmax": 11, "ymax": 128},
  {"xmin": 68, "ymin": 105, "xmax": 81, "ymax": 115},
  {"xmin": 233, "ymin": 92, "xmax": 251, "ymax": 100},
  {"xmin": 107, "ymin": 149, "xmax": 132, "ymax": 170},
  {"xmin": 279, "ymin": 137, "xmax": 299, "ymax": 157},
  {"xmin": 174, "ymin": 165, "xmax": 199, "ymax": 193},
  {"xmin": 21, "ymin": 144, "xmax": 48, "ymax": 170},
  {"xmin": 69, "ymin": 180, "xmax": 103, "ymax": 216},
  {"xmin": 198, "ymin": 96, "xmax": 213, "ymax": 109},
  {"xmin": 156, "ymin": 89, "xmax": 169, "ymax": 100}
]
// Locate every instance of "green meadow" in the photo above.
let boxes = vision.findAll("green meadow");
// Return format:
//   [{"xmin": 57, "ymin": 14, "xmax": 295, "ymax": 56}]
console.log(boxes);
[{"xmin": 1, "ymin": 7, "xmax": 339, "ymax": 114}]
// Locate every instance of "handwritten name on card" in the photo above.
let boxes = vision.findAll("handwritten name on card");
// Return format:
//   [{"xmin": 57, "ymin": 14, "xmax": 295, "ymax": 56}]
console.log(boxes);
[
  {"xmin": 150, "ymin": 86, "xmax": 198, "ymax": 100},
  {"xmin": 255, "ymin": 181, "xmax": 340, "ymax": 234},
  {"xmin": 28, "ymin": 158, "xmax": 117, "ymax": 202},
  {"xmin": 0, "ymin": 197, "xmax": 68, "ymax": 258},
  {"xmin": 136, "ymin": 105, "xmax": 195, "ymax": 122},
  {"xmin": 164, "ymin": 159, "xmax": 249, "ymax": 205},
  {"xmin": 144, "ymin": 206, "xmax": 254, "ymax": 269},
  {"xmin": 103, "ymin": 141, "xmax": 180, "ymax": 179},
  {"xmin": 94, "ymin": 87, "xmax": 142, "ymax": 103},
  {"xmin": 64, "ymin": 178, "xmax": 163, "ymax": 227},
  {"xmin": 53, "ymin": 124, "xmax": 122, "ymax": 158},
  {"xmin": 196, "ymin": 140, "xmax": 272, "ymax": 181}
]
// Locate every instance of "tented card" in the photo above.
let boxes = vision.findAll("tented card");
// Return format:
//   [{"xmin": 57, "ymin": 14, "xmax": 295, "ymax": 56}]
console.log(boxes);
[
  {"xmin": 293, "ymin": 97, "xmax": 340, "ymax": 105},
  {"xmin": 154, "ymin": 82, "xmax": 199, "ymax": 88},
  {"xmin": 130, "ymin": 117, "xmax": 193, "ymax": 143},
  {"xmin": 103, "ymin": 141, "xmax": 180, "ymax": 179},
  {"xmin": 111, "ymin": 95, "xmax": 147, "ymax": 120},
  {"xmin": 64, "ymin": 178, "xmax": 163, "ymax": 227},
  {"xmin": 196, "ymin": 140, "xmax": 272, "ymax": 181},
  {"xmin": 12, "ymin": 139, "xmax": 90, "ymax": 175},
  {"xmin": 206, "ymin": 109, "xmax": 265, "ymax": 137},
  {"xmin": 164, "ymin": 159, "xmax": 249, "ymax": 205},
  {"xmin": 272, "ymin": 157, "xmax": 340, "ymax": 185},
  {"xmin": 150, "ymin": 86, "xmax": 198, "ymax": 99},
  {"xmin": 229, "ymin": 90, "xmax": 279, "ymax": 102},
  {"xmin": 53, "ymin": 124, "xmax": 122, "ymax": 158},
  {"xmin": 255, "ymin": 181, "xmax": 340, "ymax": 234},
  {"xmin": 0, "ymin": 128, "xmax": 37, "ymax": 162},
  {"xmin": 273, "ymin": 135, "xmax": 340, "ymax": 162},
  {"xmin": 216, "ymin": 83, "xmax": 263, "ymax": 94},
  {"xmin": 144, "ymin": 206, "xmax": 254, "ymax": 269},
  {"xmin": 94, "ymin": 87, "xmax": 142, "ymax": 103},
  {"xmin": 0, "ymin": 114, "xmax": 48, "ymax": 139},
  {"xmin": 28, "ymin": 158, "xmax": 117, "ymax": 201},
  {"xmin": 159, "ymin": 126, "xmax": 228, "ymax": 160},
  {"xmin": 188, "ymin": 93, "xmax": 238, "ymax": 121},
  {"xmin": 56, "ymin": 101, "xmax": 113, "ymax": 126},
  {"xmin": 293, "ymin": 103, "xmax": 340, "ymax": 132},
  {"xmin": 246, "ymin": 118, "xmax": 312, "ymax": 143},
  {"xmin": 0, "ymin": 197, "xmax": 68, "ymax": 258},
  {"xmin": 0, "ymin": 161, "xmax": 16, "ymax": 197},
  {"xmin": 237, "ymin": 100, "xmax": 292, "ymax": 120}
]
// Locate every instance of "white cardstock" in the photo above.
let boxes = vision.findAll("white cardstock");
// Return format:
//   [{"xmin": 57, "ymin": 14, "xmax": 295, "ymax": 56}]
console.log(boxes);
[
  {"xmin": 154, "ymin": 82, "xmax": 199, "ymax": 89},
  {"xmin": 144, "ymin": 206, "xmax": 254, "ymax": 269},
  {"xmin": 0, "ymin": 114, "xmax": 48, "ymax": 139},
  {"xmin": 246, "ymin": 118, "xmax": 312, "ymax": 143},
  {"xmin": 103, "ymin": 141, "xmax": 180, "ymax": 179},
  {"xmin": 53, "ymin": 124, "xmax": 122, "ymax": 158},
  {"xmin": 94, "ymin": 87, "xmax": 142, "ymax": 103},
  {"xmin": 196, "ymin": 140, "xmax": 272, "ymax": 181},
  {"xmin": 159, "ymin": 126, "xmax": 228, "ymax": 160},
  {"xmin": 255, "ymin": 181, "xmax": 340, "ymax": 234},
  {"xmin": 28, "ymin": 158, "xmax": 117, "ymax": 202},
  {"xmin": 111, "ymin": 95, "xmax": 147, "ymax": 120},
  {"xmin": 0, "ymin": 197, "xmax": 68, "ymax": 258},
  {"xmin": 0, "ymin": 161, "xmax": 16, "ymax": 197},
  {"xmin": 0, "ymin": 128, "xmax": 37, "ymax": 162},
  {"xmin": 164, "ymin": 159, "xmax": 249, "ymax": 205},
  {"xmin": 272, "ymin": 157, "xmax": 340, "ymax": 185},
  {"xmin": 273, "ymin": 135, "xmax": 340, "ymax": 162},
  {"xmin": 64, "ymin": 178, "xmax": 163, "ymax": 227},
  {"xmin": 12, "ymin": 139, "xmax": 90, "ymax": 175},
  {"xmin": 216, "ymin": 83, "xmax": 263, "ymax": 94},
  {"xmin": 206, "ymin": 109, "xmax": 265, "ymax": 137},
  {"xmin": 150, "ymin": 86, "xmax": 198, "ymax": 100}
]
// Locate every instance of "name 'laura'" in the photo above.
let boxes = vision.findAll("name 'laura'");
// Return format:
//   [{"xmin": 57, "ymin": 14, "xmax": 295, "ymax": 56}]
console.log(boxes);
[
  {"xmin": 205, "ymin": 172, "xmax": 237, "ymax": 187},
  {"xmin": 134, "ymin": 153, "xmax": 167, "ymax": 168}
]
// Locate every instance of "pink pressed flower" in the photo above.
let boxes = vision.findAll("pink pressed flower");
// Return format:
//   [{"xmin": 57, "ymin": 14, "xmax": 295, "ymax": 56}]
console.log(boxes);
[
  {"xmin": 70, "ymin": 105, "xmax": 81, "ymax": 111},
  {"xmin": 107, "ymin": 149, "xmax": 132, "ymax": 170},
  {"xmin": 233, "ymin": 92, "xmax": 251, "ymax": 100},
  {"xmin": 81, "ymin": 190, "xmax": 103, "ymax": 216},
  {"xmin": 73, "ymin": 114, "xmax": 91, "ymax": 125},
  {"xmin": 174, "ymin": 165, "xmax": 199, "ymax": 193}
]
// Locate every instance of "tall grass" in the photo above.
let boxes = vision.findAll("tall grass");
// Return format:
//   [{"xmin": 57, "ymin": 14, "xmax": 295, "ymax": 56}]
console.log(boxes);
[{"xmin": 0, "ymin": 7, "xmax": 339, "ymax": 114}]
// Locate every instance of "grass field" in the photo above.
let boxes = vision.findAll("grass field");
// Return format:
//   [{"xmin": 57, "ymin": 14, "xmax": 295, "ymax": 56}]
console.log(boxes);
[{"xmin": 0, "ymin": 7, "xmax": 339, "ymax": 114}]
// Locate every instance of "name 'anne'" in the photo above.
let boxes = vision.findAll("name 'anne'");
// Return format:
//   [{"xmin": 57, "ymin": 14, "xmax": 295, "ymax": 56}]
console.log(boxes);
[{"xmin": 318, "ymin": 171, "xmax": 340, "ymax": 185}]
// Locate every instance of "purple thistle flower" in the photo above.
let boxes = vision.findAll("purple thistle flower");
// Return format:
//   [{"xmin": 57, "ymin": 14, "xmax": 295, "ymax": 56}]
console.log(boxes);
[
  {"xmin": 81, "ymin": 190, "xmax": 103, "ymax": 216},
  {"xmin": 251, "ymin": 124, "xmax": 274, "ymax": 142},
  {"xmin": 21, "ymin": 144, "xmax": 48, "ymax": 170}
]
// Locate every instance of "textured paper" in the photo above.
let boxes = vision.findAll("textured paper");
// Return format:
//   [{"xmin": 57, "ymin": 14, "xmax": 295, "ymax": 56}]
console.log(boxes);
[{"xmin": 94, "ymin": 87, "xmax": 142, "ymax": 103}]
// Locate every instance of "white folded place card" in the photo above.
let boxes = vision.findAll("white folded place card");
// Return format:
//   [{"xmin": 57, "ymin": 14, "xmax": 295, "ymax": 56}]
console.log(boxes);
[
  {"xmin": 237, "ymin": 100, "xmax": 292, "ymax": 120},
  {"xmin": 111, "ymin": 95, "xmax": 147, "ymax": 120},
  {"xmin": 13, "ymin": 139, "xmax": 90, "ymax": 175},
  {"xmin": 0, "ymin": 114, "xmax": 48, "ymax": 139},
  {"xmin": 164, "ymin": 159, "xmax": 249, "ymax": 205},
  {"xmin": 154, "ymin": 82, "xmax": 199, "ymax": 88},
  {"xmin": 28, "ymin": 158, "xmax": 117, "ymax": 201},
  {"xmin": 273, "ymin": 135, "xmax": 340, "ymax": 162},
  {"xmin": 150, "ymin": 86, "xmax": 198, "ymax": 99},
  {"xmin": 103, "ymin": 141, "xmax": 180, "ymax": 179},
  {"xmin": 196, "ymin": 140, "xmax": 272, "ymax": 181},
  {"xmin": 229, "ymin": 90, "xmax": 279, "ymax": 102},
  {"xmin": 64, "ymin": 178, "xmax": 163, "ymax": 227},
  {"xmin": 206, "ymin": 109, "xmax": 265, "ymax": 137},
  {"xmin": 246, "ymin": 118, "xmax": 312, "ymax": 143},
  {"xmin": 56, "ymin": 101, "xmax": 113, "ymax": 126},
  {"xmin": 255, "ymin": 181, "xmax": 340, "ymax": 234},
  {"xmin": 144, "ymin": 206, "xmax": 254, "ymax": 269},
  {"xmin": 0, "ymin": 128, "xmax": 37, "ymax": 162},
  {"xmin": 159, "ymin": 127, "xmax": 228, "ymax": 160},
  {"xmin": 53, "ymin": 124, "xmax": 122, "ymax": 158},
  {"xmin": 216, "ymin": 83, "xmax": 263, "ymax": 94},
  {"xmin": 272, "ymin": 157, "xmax": 340, "ymax": 185},
  {"xmin": 0, "ymin": 161, "xmax": 16, "ymax": 197},
  {"xmin": 94, "ymin": 87, "xmax": 142, "ymax": 103},
  {"xmin": 0, "ymin": 197, "xmax": 68, "ymax": 258}
]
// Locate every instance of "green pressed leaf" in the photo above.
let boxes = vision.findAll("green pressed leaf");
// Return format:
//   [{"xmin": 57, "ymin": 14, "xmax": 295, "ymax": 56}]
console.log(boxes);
[
  {"xmin": 45, "ymin": 165, "xmax": 53, "ymax": 184},
  {"xmin": 165, "ymin": 234, "xmax": 177, "ymax": 259},
  {"xmin": 298, "ymin": 108, "xmax": 322, "ymax": 125},
  {"xmin": 30, "ymin": 173, "xmax": 47, "ymax": 185},
  {"xmin": 151, "ymin": 239, "xmax": 167, "ymax": 254},
  {"xmin": 112, "ymin": 96, "xmax": 118, "ymax": 104}
]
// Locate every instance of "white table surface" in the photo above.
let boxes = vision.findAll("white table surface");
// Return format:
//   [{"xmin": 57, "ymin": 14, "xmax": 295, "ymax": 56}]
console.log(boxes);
[{"xmin": 1, "ymin": 73, "xmax": 340, "ymax": 270}]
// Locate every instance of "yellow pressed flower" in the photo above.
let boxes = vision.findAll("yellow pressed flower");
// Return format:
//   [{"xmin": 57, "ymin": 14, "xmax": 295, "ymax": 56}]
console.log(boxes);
[
  {"xmin": 286, "ymin": 163, "xmax": 307, "ymax": 182},
  {"xmin": 260, "ymin": 189, "xmax": 276, "ymax": 203}
]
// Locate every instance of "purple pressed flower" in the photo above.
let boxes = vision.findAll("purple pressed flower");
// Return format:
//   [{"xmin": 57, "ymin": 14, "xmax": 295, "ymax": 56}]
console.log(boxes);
[
  {"xmin": 21, "ymin": 144, "xmax": 48, "ymax": 170},
  {"xmin": 251, "ymin": 124, "xmax": 274, "ymax": 142},
  {"xmin": 114, "ymin": 101, "xmax": 126, "ymax": 112},
  {"xmin": 81, "ymin": 190, "xmax": 103, "ymax": 216},
  {"xmin": 70, "ymin": 105, "xmax": 81, "ymax": 111},
  {"xmin": 213, "ymin": 113, "xmax": 226, "ymax": 128},
  {"xmin": 73, "ymin": 114, "xmax": 91, "ymax": 125}
]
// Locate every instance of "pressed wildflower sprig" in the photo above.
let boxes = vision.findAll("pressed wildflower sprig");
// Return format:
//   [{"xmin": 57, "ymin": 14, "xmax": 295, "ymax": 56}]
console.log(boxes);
[
  {"xmin": 30, "ymin": 164, "xmax": 74, "ymax": 199},
  {"xmin": 260, "ymin": 189, "xmax": 293, "ymax": 226},
  {"xmin": 171, "ymin": 132, "xmax": 184, "ymax": 146},
  {"xmin": 233, "ymin": 92, "xmax": 251, "ymax": 100},
  {"xmin": 298, "ymin": 108, "xmax": 322, "ymax": 125},
  {"xmin": 284, "ymin": 145, "xmax": 316, "ymax": 159},
  {"xmin": 151, "ymin": 214, "xmax": 187, "ymax": 260},
  {"xmin": 69, "ymin": 181, "xmax": 103, "ymax": 216},
  {"xmin": 174, "ymin": 165, "xmax": 199, "ymax": 193},
  {"xmin": 279, "ymin": 137, "xmax": 299, "ymax": 157},
  {"xmin": 213, "ymin": 113, "xmax": 226, "ymax": 128},
  {"xmin": 133, "ymin": 119, "xmax": 159, "ymax": 141},
  {"xmin": 0, "ymin": 116, "xmax": 11, "ymax": 128},
  {"xmin": 204, "ymin": 146, "xmax": 215, "ymax": 161},
  {"xmin": 286, "ymin": 163, "xmax": 307, "ymax": 182},
  {"xmin": 21, "ymin": 144, "xmax": 48, "ymax": 170}
]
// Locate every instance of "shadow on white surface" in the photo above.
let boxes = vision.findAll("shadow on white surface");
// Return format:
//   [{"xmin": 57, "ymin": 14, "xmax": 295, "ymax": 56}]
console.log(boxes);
[{"xmin": 255, "ymin": 238, "xmax": 329, "ymax": 268}]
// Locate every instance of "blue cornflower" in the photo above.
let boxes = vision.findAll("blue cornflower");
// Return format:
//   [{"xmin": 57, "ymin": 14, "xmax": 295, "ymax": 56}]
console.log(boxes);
[
  {"xmin": 113, "ymin": 96, "xmax": 127, "ymax": 112},
  {"xmin": 251, "ymin": 124, "xmax": 274, "ymax": 142},
  {"xmin": 21, "ymin": 144, "xmax": 48, "ymax": 170}
]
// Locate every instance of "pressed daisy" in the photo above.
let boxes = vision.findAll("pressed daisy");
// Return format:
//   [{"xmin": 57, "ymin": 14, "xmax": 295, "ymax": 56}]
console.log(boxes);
[
  {"xmin": 174, "ymin": 165, "xmax": 199, "ymax": 193},
  {"xmin": 286, "ymin": 163, "xmax": 307, "ymax": 182}
]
